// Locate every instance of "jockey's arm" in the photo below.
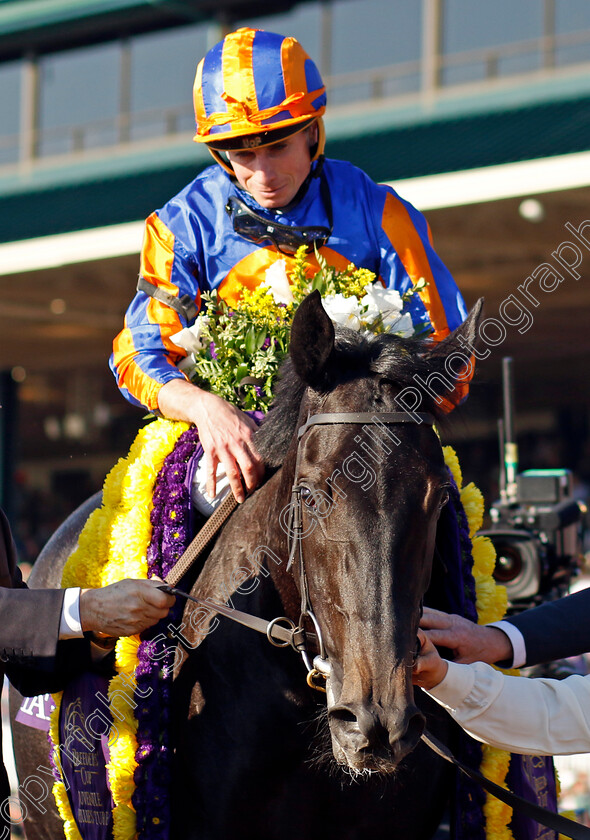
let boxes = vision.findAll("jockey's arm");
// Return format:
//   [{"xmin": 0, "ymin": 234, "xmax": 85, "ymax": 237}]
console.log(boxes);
[{"xmin": 156, "ymin": 379, "xmax": 264, "ymax": 503}]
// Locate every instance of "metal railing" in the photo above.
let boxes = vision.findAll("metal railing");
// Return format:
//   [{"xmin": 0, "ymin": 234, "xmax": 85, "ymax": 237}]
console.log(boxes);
[{"xmin": 1, "ymin": 27, "xmax": 589, "ymax": 172}]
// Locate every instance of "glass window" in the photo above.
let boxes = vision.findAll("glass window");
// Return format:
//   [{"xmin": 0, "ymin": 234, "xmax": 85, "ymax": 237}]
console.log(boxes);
[
  {"xmin": 329, "ymin": 0, "xmax": 421, "ymax": 104},
  {"xmin": 235, "ymin": 3, "xmax": 324, "ymax": 63},
  {"xmin": 236, "ymin": 0, "xmax": 421, "ymax": 107},
  {"xmin": 129, "ymin": 22, "xmax": 210, "ymax": 142},
  {"xmin": 441, "ymin": 0, "xmax": 544, "ymax": 85},
  {"xmin": 37, "ymin": 42, "xmax": 120, "ymax": 156},
  {"xmin": 0, "ymin": 61, "xmax": 21, "ymax": 165},
  {"xmin": 555, "ymin": 0, "xmax": 590, "ymax": 32},
  {"xmin": 555, "ymin": 0, "xmax": 590, "ymax": 67}
]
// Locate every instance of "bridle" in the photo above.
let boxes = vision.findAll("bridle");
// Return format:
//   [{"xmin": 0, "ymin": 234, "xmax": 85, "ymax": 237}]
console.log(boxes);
[
  {"xmin": 160, "ymin": 411, "xmax": 590, "ymax": 840},
  {"xmin": 284, "ymin": 410, "xmax": 436, "ymax": 690},
  {"xmin": 164, "ymin": 409, "xmax": 436, "ymax": 691}
]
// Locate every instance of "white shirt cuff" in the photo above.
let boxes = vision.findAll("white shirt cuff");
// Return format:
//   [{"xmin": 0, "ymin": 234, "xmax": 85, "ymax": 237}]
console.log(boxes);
[
  {"xmin": 425, "ymin": 659, "xmax": 477, "ymax": 709},
  {"xmin": 58, "ymin": 587, "xmax": 83, "ymax": 639},
  {"xmin": 489, "ymin": 619, "xmax": 526, "ymax": 668}
]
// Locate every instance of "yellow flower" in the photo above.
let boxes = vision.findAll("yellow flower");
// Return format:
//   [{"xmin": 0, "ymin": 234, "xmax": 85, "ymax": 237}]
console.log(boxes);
[
  {"xmin": 108, "ymin": 731, "xmax": 138, "ymax": 802},
  {"xmin": 53, "ymin": 781, "xmax": 83, "ymax": 840},
  {"xmin": 109, "ymin": 674, "xmax": 139, "ymax": 732},
  {"xmin": 481, "ymin": 746, "xmax": 513, "ymax": 840},
  {"xmin": 113, "ymin": 804, "xmax": 138, "ymax": 840},
  {"xmin": 475, "ymin": 575, "xmax": 508, "ymax": 626},
  {"xmin": 116, "ymin": 636, "xmax": 141, "ymax": 676},
  {"xmin": 50, "ymin": 417, "xmax": 187, "ymax": 840},
  {"xmin": 460, "ymin": 482, "xmax": 485, "ymax": 537},
  {"xmin": 442, "ymin": 445, "xmax": 462, "ymax": 489},
  {"xmin": 472, "ymin": 534, "xmax": 497, "ymax": 578}
]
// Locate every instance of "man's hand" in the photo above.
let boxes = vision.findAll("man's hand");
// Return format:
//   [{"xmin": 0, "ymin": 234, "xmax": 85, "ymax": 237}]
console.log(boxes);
[
  {"xmin": 79, "ymin": 579, "xmax": 175, "ymax": 637},
  {"xmin": 157, "ymin": 379, "xmax": 265, "ymax": 503},
  {"xmin": 420, "ymin": 606, "xmax": 513, "ymax": 665},
  {"xmin": 412, "ymin": 630, "xmax": 449, "ymax": 690}
]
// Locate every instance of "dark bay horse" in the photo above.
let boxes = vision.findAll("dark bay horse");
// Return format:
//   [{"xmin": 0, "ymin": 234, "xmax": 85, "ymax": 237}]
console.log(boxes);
[{"xmin": 11, "ymin": 292, "xmax": 484, "ymax": 840}]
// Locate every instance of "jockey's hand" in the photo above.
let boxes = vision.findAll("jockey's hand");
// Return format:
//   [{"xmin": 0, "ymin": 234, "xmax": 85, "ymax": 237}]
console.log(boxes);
[
  {"xmin": 412, "ymin": 630, "xmax": 448, "ymax": 690},
  {"xmin": 80, "ymin": 578, "xmax": 176, "ymax": 638},
  {"xmin": 420, "ymin": 606, "xmax": 513, "ymax": 665},
  {"xmin": 157, "ymin": 378, "xmax": 265, "ymax": 503}
]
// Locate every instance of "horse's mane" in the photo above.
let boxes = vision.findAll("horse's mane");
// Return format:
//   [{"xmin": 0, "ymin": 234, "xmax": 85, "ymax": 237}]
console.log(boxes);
[{"xmin": 255, "ymin": 328, "xmax": 450, "ymax": 468}]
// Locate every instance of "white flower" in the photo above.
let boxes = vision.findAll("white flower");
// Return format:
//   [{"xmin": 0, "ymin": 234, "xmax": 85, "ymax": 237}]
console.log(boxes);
[
  {"xmin": 262, "ymin": 260, "xmax": 294, "ymax": 305},
  {"xmin": 170, "ymin": 315, "xmax": 210, "ymax": 354},
  {"xmin": 322, "ymin": 293, "xmax": 364, "ymax": 330},
  {"xmin": 361, "ymin": 283, "xmax": 414, "ymax": 336},
  {"xmin": 362, "ymin": 283, "xmax": 404, "ymax": 320},
  {"xmin": 382, "ymin": 311, "xmax": 414, "ymax": 337}
]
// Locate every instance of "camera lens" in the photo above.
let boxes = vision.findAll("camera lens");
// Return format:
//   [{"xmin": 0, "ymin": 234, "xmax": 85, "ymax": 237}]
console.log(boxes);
[
  {"xmin": 493, "ymin": 543, "xmax": 523, "ymax": 583},
  {"xmin": 480, "ymin": 530, "xmax": 543, "ymax": 603}
]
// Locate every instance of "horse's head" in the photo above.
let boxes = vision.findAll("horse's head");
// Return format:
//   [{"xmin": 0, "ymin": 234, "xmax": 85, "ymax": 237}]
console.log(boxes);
[{"xmin": 267, "ymin": 292, "xmax": 483, "ymax": 774}]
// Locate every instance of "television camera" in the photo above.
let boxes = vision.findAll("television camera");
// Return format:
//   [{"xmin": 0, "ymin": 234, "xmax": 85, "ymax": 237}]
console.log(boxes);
[{"xmin": 480, "ymin": 358, "xmax": 587, "ymax": 614}]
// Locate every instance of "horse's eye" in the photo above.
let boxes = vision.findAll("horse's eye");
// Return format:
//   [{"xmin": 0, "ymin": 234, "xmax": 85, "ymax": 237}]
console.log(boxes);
[
  {"xmin": 300, "ymin": 486, "xmax": 316, "ymax": 507},
  {"xmin": 439, "ymin": 487, "xmax": 450, "ymax": 509}
]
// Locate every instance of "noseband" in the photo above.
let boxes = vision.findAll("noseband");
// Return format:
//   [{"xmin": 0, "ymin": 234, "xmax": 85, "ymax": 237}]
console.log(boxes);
[{"xmin": 287, "ymin": 410, "xmax": 435, "ymax": 689}]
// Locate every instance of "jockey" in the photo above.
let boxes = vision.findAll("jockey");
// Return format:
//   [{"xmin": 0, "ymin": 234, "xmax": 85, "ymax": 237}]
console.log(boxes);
[{"xmin": 110, "ymin": 26, "xmax": 468, "ymax": 507}]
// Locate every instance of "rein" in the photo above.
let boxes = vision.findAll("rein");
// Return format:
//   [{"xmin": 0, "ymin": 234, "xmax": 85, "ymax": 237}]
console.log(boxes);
[{"xmin": 421, "ymin": 731, "xmax": 590, "ymax": 840}]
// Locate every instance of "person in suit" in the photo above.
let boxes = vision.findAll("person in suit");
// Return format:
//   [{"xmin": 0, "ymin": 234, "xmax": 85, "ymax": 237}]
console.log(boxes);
[
  {"xmin": 419, "ymin": 587, "xmax": 590, "ymax": 669},
  {"xmin": 0, "ymin": 506, "xmax": 175, "ymax": 833},
  {"xmin": 410, "ymin": 591, "xmax": 590, "ymax": 755},
  {"xmin": 412, "ymin": 626, "xmax": 590, "ymax": 756}
]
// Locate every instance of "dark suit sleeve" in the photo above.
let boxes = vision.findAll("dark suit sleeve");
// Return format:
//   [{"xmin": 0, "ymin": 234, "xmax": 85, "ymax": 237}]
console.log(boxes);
[
  {"xmin": 504, "ymin": 588, "xmax": 590, "ymax": 666},
  {"xmin": 0, "ymin": 507, "xmax": 91, "ymax": 695}
]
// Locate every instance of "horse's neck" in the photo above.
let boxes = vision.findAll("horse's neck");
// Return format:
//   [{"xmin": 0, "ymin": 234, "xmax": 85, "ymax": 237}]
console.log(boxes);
[{"xmin": 192, "ymin": 467, "xmax": 298, "ymax": 616}]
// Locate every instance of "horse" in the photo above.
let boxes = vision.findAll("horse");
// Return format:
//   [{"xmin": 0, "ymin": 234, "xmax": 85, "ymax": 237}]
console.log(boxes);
[{"xmin": 11, "ymin": 291, "xmax": 484, "ymax": 840}]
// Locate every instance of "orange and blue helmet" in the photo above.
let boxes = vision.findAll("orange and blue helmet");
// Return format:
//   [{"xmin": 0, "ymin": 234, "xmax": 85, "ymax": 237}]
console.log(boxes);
[{"xmin": 193, "ymin": 27, "xmax": 326, "ymax": 168}]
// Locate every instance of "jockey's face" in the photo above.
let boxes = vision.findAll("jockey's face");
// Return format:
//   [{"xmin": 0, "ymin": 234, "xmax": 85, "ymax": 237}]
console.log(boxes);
[{"xmin": 226, "ymin": 126, "xmax": 316, "ymax": 209}]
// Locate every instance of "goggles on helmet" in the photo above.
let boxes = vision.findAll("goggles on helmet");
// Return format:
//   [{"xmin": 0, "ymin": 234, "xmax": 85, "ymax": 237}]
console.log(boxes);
[{"xmin": 226, "ymin": 196, "xmax": 332, "ymax": 256}]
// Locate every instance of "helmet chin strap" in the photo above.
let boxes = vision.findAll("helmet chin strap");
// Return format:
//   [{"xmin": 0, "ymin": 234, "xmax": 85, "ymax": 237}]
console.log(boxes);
[{"xmin": 276, "ymin": 154, "xmax": 325, "ymax": 215}]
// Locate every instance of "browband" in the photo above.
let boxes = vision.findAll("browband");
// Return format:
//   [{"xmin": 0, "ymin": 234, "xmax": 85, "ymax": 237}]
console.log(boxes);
[{"xmin": 297, "ymin": 411, "xmax": 435, "ymax": 439}]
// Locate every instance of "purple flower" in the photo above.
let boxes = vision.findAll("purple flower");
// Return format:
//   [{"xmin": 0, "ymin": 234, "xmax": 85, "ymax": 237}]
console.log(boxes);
[
  {"xmin": 209, "ymin": 341, "xmax": 218, "ymax": 359},
  {"xmin": 131, "ymin": 425, "xmax": 201, "ymax": 839}
]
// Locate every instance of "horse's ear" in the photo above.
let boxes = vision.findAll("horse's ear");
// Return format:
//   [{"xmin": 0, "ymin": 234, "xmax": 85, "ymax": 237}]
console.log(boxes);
[
  {"xmin": 432, "ymin": 297, "xmax": 484, "ymax": 359},
  {"xmin": 289, "ymin": 290, "xmax": 336, "ymax": 389},
  {"xmin": 422, "ymin": 297, "xmax": 485, "ymax": 408}
]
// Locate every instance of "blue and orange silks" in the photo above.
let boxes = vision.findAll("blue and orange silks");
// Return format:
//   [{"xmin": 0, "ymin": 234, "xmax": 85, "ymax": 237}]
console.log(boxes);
[
  {"xmin": 110, "ymin": 159, "xmax": 469, "ymax": 412},
  {"xmin": 193, "ymin": 27, "xmax": 326, "ymax": 145}
]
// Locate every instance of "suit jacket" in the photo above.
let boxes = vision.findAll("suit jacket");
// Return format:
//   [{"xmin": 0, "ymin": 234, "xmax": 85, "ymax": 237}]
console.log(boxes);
[
  {"xmin": 505, "ymin": 587, "xmax": 590, "ymax": 666},
  {"xmin": 0, "ymin": 508, "xmax": 88, "ymax": 817}
]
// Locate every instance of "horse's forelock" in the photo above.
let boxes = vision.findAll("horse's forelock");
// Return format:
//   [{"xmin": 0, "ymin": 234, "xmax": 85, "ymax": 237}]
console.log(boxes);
[{"xmin": 254, "ymin": 329, "xmax": 450, "ymax": 467}]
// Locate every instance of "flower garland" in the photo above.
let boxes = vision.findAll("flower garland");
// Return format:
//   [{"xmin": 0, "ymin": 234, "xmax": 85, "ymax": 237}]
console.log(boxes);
[
  {"xmin": 46, "ymin": 414, "xmax": 514, "ymax": 840},
  {"xmin": 132, "ymin": 426, "xmax": 201, "ymax": 838},
  {"xmin": 49, "ymin": 418, "xmax": 190, "ymax": 840},
  {"xmin": 443, "ymin": 445, "xmax": 515, "ymax": 840}
]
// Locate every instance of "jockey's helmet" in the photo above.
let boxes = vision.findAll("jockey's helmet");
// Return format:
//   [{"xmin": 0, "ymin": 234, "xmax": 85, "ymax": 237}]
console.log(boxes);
[{"xmin": 193, "ymin": 27, "xmax": 326, "ymax": 173}]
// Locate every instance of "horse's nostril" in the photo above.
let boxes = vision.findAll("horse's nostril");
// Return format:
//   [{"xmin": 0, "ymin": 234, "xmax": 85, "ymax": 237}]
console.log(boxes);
[
  {"xmin": 407, "ymin": 711, "xmax": 425, "ymax": 741},
  {"xmin": 328, "ymin": 705, "xmax": 358, "ymax": 725}
]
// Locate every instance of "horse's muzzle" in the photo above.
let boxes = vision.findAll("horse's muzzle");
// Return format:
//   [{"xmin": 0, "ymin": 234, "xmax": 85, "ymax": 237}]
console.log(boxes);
[{"xmin": 327, "ymin": 701, "xmax": 425, "ymax": 772}]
